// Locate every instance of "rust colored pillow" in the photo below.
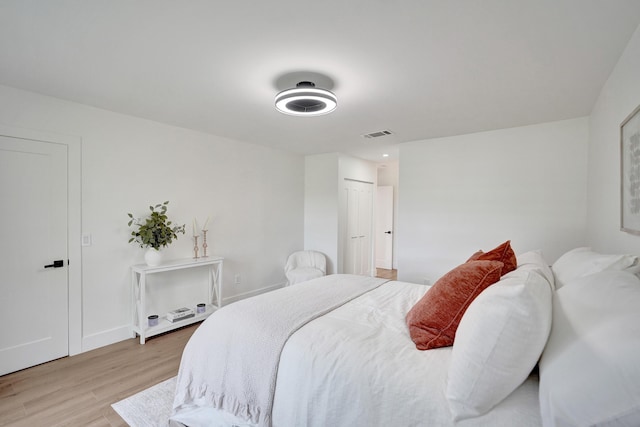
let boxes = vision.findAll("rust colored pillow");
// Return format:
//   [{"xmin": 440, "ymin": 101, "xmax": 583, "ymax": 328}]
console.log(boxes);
[
  {"xmin": 467, "ymin": 240, "xmax": 517, "ymax": 275},
  {"xmin": 406, "ymin": 260, "xmax": 504, "ymax": 350}
]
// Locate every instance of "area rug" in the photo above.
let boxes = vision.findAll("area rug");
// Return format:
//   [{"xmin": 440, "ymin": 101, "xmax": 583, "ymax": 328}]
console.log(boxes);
[{"xmin": 112, "ymin": 376, "xmax": 176, "ymax": 427}]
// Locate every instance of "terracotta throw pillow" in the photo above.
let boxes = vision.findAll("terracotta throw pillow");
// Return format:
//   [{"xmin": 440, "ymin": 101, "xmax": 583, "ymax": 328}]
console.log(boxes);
[
  {"xmin": 467, "ymin": 240, "xmax": 517, "ymax": 275},
  {"xmin": 406, "ymin": 260, "xmax": 504, "ymax": 350}
]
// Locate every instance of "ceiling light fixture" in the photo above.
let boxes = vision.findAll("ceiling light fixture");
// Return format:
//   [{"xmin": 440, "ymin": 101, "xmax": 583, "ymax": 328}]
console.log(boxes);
[{"xmin": 275, "ymin": 81, "xmax": 337, "ymax": 116}]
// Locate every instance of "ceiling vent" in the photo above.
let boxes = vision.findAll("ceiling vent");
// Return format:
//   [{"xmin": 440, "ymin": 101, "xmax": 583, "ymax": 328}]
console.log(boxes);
[{"xmin": 362, "ymin": 130, "xmax": 393, "ymax": 139}]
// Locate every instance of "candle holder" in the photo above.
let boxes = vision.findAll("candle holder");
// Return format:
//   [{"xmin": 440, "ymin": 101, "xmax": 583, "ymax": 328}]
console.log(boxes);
[
  {"xmin": 202, "ymin": 229, "xmax": 208, "ymax": 258},
  {"xmin": 193, "ymin": 235, "xmax": 199, "ymax": 259}
]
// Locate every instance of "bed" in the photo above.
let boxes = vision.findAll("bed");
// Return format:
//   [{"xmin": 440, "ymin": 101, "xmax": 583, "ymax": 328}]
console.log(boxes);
[{"xmin": 170, "ymin": 245, "xmax": 640, "ymax": 427}]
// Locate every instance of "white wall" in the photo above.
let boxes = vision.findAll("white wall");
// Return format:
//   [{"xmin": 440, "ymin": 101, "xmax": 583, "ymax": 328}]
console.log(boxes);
[
  {"xmin": 587, "ymin": 24, "xmax": 640, "ymax": 254},
  {"xmin": 304, "ymin": 153, "xmax": 377, "ymax": 274},
  {"xmin": 377, "ymin": 161, "xmax": 399, "ymax": 269},
  {"xmin": 0, "ymin": 84, "xmax": 304, "ymax": 351},
  {"xmin": 398, "ymin": 118, "xmax": 589, "ymax": 284},
  {"xmin": 304, "ymin": 153, "xmax": 339, "ymax": 274}
]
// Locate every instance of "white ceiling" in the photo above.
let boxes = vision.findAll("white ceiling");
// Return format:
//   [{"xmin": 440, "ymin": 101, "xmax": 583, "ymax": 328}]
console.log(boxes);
[{"xmin": 1, "ymin": 1, "xmax": 640, "ymax": 162}]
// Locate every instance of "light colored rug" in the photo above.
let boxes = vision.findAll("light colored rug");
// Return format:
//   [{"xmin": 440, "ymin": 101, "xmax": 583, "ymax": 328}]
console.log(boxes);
[
  {"xmin": 113, "ymin": 376, "xmax": 254, "ymax": 427},
  {"xmin": 112, "ymin": 376, "xmax": 176, "ymax": 427}
]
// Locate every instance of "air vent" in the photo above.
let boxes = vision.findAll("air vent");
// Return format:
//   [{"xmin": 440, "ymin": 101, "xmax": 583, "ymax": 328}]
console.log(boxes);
[{"xmin": 362, "ymin": 130, "xmax": 393, "ymax": 139}]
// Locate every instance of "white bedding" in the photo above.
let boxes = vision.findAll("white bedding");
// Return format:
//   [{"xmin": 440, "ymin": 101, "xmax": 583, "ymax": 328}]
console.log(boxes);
[
  {"xmin": 172, "ymin": 274, "xmax": 387, "ymax": 426},
  {"xmin": 171, "ymin": 278, "xmax": 541, "ymax": 427}
]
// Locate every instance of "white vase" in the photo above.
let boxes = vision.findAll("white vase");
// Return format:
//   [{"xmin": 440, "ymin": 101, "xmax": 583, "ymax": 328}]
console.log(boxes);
[{"xmin": 144, "ymin": 248, "xmax": 162, "ymax": 266}]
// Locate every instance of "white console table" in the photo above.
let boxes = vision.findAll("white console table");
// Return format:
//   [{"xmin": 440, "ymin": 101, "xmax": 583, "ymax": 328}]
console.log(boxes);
[{"xmin": 131, "ymin": 256, "xmax": 224, "ymax": 344}]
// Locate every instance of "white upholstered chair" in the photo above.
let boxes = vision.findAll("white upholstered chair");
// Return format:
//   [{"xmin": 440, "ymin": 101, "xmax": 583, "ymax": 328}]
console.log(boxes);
[{"xmin": 285, "ymin": 250, "xmax": 327, "ymax": 286}]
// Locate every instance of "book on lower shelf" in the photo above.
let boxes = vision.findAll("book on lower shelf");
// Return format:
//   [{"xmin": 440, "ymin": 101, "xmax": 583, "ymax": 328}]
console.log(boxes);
[{"xmin": 166, "ymin": 307, "xmax": 196, "ymax": 322}]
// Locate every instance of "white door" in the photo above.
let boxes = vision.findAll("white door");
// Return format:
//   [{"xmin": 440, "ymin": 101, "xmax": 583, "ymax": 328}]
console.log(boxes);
[
  {"xmin": 344, "ymin": 180, "xmax": 373, "ymax": 276},
  {"xmin": 375, "ymin": 186, "xmax": 393, "ymax": 270},
  {"xmin": 0, "ymin": 135, "xmax": 69, "ymax": 375}
]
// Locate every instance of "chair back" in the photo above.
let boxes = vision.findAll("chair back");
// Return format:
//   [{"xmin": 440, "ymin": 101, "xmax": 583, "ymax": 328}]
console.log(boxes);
[{"xmin": 285, "ymin": 250, "xmax": 327, "ymax": 274}]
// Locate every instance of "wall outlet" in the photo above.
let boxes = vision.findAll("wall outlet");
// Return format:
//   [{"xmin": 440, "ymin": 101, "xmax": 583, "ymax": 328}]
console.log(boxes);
[
  {"xmin": 234, "ymin": 273, "xmax": 241, "ymax": 285},
  {"xmin": 81, "ymin": 234, "xmax": 92, "ymax": 246}
]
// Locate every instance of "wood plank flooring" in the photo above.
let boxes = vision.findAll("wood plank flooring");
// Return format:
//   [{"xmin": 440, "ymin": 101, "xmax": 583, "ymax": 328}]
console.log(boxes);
[
  {"xmin": 375, "ymin": 268, "xmax": 398, "ymax": 280},
  {"xmin": 0, "ymin": 324, "xmax": 198, "ymax": 427}
]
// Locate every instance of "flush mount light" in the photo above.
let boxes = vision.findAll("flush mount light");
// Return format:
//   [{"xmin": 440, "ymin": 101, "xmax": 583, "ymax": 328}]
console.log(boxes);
[{"xmin": 275, "ymin": 81, "xmax": 337, "ymax": 116}]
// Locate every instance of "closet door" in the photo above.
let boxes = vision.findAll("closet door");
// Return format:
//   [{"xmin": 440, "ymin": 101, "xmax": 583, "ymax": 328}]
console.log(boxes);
[{"xmin": 343, "ymin": 179, "xmax": 373, "ymax": 276}]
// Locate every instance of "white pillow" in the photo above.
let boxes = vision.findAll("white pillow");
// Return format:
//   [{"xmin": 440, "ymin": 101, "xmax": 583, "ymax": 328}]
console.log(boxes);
[
  {"xmin": 505, "ymin": 250, "xmax": 555, "ymax": 289},
  {"xmin": 539, "ymin": 270, "xmax": 640, "ymax": 427},
  {"xmin": 551, "ymin": 247, "xmax": 638, "ymax": 289},
  {"xmin": 446, "ymin": 270, "xmax": 552, "ymax": 420}
]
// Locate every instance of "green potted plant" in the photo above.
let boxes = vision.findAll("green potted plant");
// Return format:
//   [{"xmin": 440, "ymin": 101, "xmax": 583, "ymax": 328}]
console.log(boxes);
[{"xmin": 128, "ymin": 201, "xmax": 186, "ymax": 266}]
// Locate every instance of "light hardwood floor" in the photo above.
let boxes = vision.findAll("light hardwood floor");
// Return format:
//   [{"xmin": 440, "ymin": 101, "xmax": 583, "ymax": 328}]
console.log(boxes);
[
  {"xmin": 375, "ymin": 268, "xmax": 398, "ymax": 281},
  {"xmin": 0, "ymin": 324, "xmax": 198, "ymax": 427}
]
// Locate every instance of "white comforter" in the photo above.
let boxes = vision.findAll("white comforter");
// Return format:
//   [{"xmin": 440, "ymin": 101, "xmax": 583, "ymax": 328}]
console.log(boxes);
[
  {"xmin": 172, "ymin": 274, "xmax": 387, "ymax": 427},
  {"xmin": 171, "ymin": 279, "xmax": 541, "ymax": 427}
]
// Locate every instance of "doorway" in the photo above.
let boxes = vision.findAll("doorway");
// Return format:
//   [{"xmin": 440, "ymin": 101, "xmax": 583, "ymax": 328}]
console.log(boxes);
[
  {"xmin": 375, "ymin": 185, "xmax": 393, "ymax": 269},
  {"xmin": 375, "ymin": 162, "xmax": 398, "ymax": 280},
  {"xmin": 0, "ymin": 125, "xmax": 81, "ymax": 375}
]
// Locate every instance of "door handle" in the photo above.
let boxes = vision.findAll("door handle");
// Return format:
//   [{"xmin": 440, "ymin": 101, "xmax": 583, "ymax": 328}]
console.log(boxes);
[
  {"xmin": 384, "ymin": 231, "xmax": 392, "ymax": 234},
  {"xmin": 44, "ymin": 260, "xmax": 64, "ymax": 268}
]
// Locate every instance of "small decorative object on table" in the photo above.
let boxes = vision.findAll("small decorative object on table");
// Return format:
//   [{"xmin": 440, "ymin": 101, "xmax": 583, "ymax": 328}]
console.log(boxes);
[
  {"xmin": 127, "ymin": 201, "xmax": 186, "ymax": 266},
  {"xmin": 202, "ymin": 229, "xmax": 208, "ymax": 257},
  {"xmin": 192, "ymin": 219, "xmax": 200, "ymax": 259},
  {"xmin": 147, "ymin": 314, "xmax": 159, "ymax": 327},
  {"xmin": 193, "ymin": 235, "xmax": 199, "ymax": 259},
  {"xmin": 167, "ymin": 307, "xmax": 195, "ymax": 322},
  {"xmin": 197, "ymin": 303, "xmax": 206, "ymax": 314},
  {"xmin": 201, "ymin": 216, "xmax": 211, "ymax": 258}
]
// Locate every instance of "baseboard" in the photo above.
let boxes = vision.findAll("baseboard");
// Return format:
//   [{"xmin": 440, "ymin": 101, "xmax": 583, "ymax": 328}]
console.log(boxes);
[
  {"xmin": 222, "ymin": 282, "xmax": 285, "ymax": 305},
  {"xmin": 80, "ymin": 283, "xmax": 286, "ymax": 353},
  {"xmin": 82, "ymin": 325, "xmax": 133, "ymax": 352}
]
